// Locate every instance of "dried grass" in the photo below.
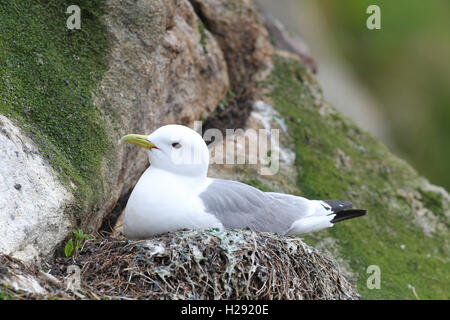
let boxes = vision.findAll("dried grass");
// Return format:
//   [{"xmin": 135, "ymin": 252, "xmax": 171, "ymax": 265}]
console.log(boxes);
[{"xmin": 1, "ymin": 229, "xmax": 359, "ymax": 300}]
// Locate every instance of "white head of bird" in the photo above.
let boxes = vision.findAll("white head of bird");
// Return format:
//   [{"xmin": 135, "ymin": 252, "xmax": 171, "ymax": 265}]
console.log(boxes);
[{"xmin": 121, "ymin": 124, "xmax": 210, "ymax": 177}]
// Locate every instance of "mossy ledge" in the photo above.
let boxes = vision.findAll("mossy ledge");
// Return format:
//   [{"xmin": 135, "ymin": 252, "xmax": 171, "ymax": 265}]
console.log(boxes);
[
  {"xmin": 0, "ymin": 1, "xmax": 111, "ymax": 224},
  {"xmin": 264, "ymin": 55, "xmax": 449, "ymax": 299}
]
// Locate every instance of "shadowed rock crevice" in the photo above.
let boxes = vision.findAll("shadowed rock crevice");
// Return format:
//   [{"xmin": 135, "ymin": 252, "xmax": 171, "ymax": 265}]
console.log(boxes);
[
  {"xmin": 188, "ymin": 0, "xmax": 273, "ymax": 134},
  {"xmin": 99, "ymin": 187, "xmax": 133, "ymax": 235}
]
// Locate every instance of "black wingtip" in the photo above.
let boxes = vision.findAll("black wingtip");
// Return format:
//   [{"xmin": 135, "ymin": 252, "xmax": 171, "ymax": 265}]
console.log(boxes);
[
  {"xmin": 323, "ymin": 200, "xmax": 353, "ymax": 212},
  {"xmin": 330, "ymin": 209, "xmax": 367, "ymax": 224}
]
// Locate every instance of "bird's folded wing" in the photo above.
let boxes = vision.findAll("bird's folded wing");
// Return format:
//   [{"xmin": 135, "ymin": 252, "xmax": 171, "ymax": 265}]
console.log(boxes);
[{"xmin": 199, "ymin": 179, "xmax": 314, "ymax": 234}]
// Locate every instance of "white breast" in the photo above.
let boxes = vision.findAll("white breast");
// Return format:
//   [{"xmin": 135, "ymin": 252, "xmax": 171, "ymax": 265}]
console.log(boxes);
[{"xmin": 123, "ymin": 167, "xmax": 223, "ymax": 239}]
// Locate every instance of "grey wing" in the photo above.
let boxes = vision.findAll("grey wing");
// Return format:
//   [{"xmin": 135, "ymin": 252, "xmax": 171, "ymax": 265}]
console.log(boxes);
[
  {"xmin": 199, "ymin": 179, "xmax": 314, "ymax": 235},
  {"xmin": 265, "ymin": 191, "xmax": 340, "ymax": 220},
  {"xmin": 267, "ymin": 194, "xmax": 352, "ymax": 214}
]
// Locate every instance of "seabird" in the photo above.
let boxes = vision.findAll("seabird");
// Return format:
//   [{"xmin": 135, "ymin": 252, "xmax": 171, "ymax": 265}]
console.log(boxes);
[{"xmin": 121, "ymin": 124, "xmax": 366, "ymax": 239}]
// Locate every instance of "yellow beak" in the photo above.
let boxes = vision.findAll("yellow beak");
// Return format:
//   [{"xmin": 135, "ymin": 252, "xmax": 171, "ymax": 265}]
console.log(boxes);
[{"xmin": 121, "ymin": 134, "xmax": 157, "ymax": 150}]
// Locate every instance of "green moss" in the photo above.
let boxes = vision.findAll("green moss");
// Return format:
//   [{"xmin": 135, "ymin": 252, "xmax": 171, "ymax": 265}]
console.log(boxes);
[
  {"xmin": 317, "ymin": 0, "xmax": 450, "ymax": 192},
  {"xmin": 197, "ymin": 19, "xmax": 208, "ymax": 54},
  {"xmin": 0, "ymin": 1, "xmax": 110, "ymax": 212},
  {"xmin": 418, "ymin": 189, "xmax": 445, "ymax": 219},
  {"xmin": 242, "ymin": 178, "xmax": 273, "ymax": 192},
  {"xmin": 266, "ymin": 56, "xmax": 450, "ymax": 299}
]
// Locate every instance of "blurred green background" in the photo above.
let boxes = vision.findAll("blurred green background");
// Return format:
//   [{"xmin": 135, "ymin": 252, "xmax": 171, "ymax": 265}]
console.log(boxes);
[{"xmin": 309, "ymin": 0, "xmax": 450, "ymax": 191}]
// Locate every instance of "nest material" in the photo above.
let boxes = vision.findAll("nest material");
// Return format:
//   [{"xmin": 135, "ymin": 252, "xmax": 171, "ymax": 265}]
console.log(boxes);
[{"xmin": 1, "ymin": 229, "xmax": 360, "ymax": 299}]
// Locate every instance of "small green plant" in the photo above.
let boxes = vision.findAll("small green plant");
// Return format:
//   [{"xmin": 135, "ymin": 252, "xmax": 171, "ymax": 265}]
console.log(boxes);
[
  {"xmin": 217, "ymin": 90, "xmax": 237, "ymax": 112},
  {"xmin": 197, "ymin": 19, "xmax": 208, "ymax": 54},
  {"xmin": 0, "ymin": 290, "xmax": 13, "ymax": 300},
  {"xmin": 64, "ymin": 229, "xmax": 92, "ymax": 258},
  {"xmin": 242, "ymin": 179, "xmax": 272, "ymax": 192}
]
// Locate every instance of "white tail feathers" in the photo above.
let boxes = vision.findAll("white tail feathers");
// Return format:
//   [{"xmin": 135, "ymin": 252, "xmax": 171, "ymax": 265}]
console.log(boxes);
[{"xmin": 285, "ymin": 214, "xmax": 335, "ymax": 236}]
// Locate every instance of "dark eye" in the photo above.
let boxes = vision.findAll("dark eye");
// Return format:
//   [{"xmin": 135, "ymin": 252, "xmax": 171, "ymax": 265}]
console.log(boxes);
[{"xmin": 172, "ymin": 142, "xmax": 181, "ymax": 149}]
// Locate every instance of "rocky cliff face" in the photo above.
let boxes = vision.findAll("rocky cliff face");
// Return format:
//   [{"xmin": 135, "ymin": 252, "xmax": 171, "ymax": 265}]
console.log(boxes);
[
  {"xmin": 0, "ymin": 115, "xmax": 72, "ymax": 262},
  {"xmin": 0, "ymin": 0, "xmax": 448, "ymax": 299},
  {"xmin": 0, "ymin": 0, "xmax": 269, "ymax": 263}
]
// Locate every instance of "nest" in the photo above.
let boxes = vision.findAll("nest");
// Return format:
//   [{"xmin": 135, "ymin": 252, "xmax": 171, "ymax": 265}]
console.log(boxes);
[{"xmin": 1, "ymin": 229, "xmax": 359, "ymax": 300}]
